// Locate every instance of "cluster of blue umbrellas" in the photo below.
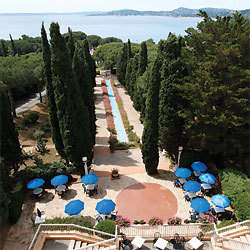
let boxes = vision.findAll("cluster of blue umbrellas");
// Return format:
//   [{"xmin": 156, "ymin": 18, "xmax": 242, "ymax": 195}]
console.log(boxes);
[{"xmin": 64, "ymin": 199, "xmax": 116, "ymax": 216}]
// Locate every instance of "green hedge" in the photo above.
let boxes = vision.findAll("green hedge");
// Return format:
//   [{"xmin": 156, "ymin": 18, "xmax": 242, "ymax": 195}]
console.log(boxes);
[
  {"xmin": 219, "ymin": 168, "xmax": 250, "ymax": 221},
  {"xmin": 8, "ymin": 178, "xmax": 25, "ymax": 224},
  {"xmin": 35, "ymin": 216, "xmax": 94, "ymax": 230},
  {"xmin": 95, "ymin": 220, "xmax": 117, "ymax": 235},
  {"xmin": 18, "ymin": 161, "xmax": 74, "ymax": 186}
]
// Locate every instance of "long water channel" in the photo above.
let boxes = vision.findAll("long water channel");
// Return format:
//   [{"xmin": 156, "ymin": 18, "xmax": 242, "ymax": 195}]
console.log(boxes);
[{"xmin": 106, "ymin": 80, "xmax": 128, "ymax": 143}]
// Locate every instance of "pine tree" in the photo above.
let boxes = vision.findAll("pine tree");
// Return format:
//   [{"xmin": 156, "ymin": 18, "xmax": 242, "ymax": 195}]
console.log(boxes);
[
  {"xmin": 73, "ymin": 41, "xmax": 96, "ymax": 146},
  {"xmin": 1, "ymin": 40, "xmax": 7, "ymax": 57},
  {"xmin": 158, "ymin": 34, "xmax": 187, "ymax": 158},
  {"xmin": 41, "ymin": 23, "xmax": 66, "ymax": 160},
  {"xmin": 0, "ymin": 81, "xmax": 22, "ymax": 174},
  {"xmin": 83, "ymin": 39, "xmax": 96, "ymax": 87},
  {"xmin": 138, "ymin": 41, "xmax": 148, "ymax": 76},
  {"xmin": 9, "ymin": 34, "xmax": 17, "ymax": 56},
  {"xmin": 141, "ymin": 58, "xmax": 161, "ymax": 175},
  {"xmin": 67, "ymin": 27, "xmax": 75, "ymax": 60},
  {"xmin": 50, "ymin": 22, "xmax": 92, "ymax": 171}
]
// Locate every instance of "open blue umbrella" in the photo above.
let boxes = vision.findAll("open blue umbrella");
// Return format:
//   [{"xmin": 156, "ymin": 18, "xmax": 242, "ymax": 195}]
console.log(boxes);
[
  {"xmin": 175, "ymin": 168, "xmax": 192, "ymax": 178},
  {"xmin": 65, "ymin": 200, "xmax": 84, "ymax": 215},
  {"xmin": 191, "ymin": 161, "xmax": 207, "ymax": 172},
  {"xmin": 51, "ymin": 175, "xmax": 68, "ymax": 186},
  {"xmin": 96, "ymin": 199, "xmax": 116, "ymax": 215},
  {"xmin": 199, "ymin": 173, "xmax": 216, "ymax": 184},
  {"xmin": 191, "ymin": 198, "xmax": 210, "ymax": 213},
  {"xmin": 27, "ymin": 178, "xmax": 45, "ymax": 189},
  {"xmin": 81, "ymin": 174, "xmax": 98, "ymax": 185},
  {"xmin": 183, "ymin": 181, "xmax": 201, "ymax": 193},
  {"xmin": 212, "ymin": 194, "xmax": 230, "ymax": 208}
]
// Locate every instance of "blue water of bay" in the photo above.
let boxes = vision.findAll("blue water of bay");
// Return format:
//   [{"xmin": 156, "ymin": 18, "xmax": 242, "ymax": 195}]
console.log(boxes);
[{"xmin": 0, "ymin": 14, "xmax": 202, "ymax": 42}]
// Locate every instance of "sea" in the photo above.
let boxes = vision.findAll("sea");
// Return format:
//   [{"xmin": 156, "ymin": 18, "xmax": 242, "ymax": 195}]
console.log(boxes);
[{"xmin": 0, "ymin": 14, "xmax": 203, "ymax": 42}]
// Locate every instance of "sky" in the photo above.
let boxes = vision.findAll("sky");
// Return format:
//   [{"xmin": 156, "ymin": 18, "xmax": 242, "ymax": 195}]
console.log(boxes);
[{"xmin": 1, "ymin": 0, "xmax": 249, "ymax": 13}]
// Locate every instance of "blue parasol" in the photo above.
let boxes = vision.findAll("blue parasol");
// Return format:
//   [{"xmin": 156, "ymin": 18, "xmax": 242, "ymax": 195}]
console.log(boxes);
[
  {"xmin": 183, "ymin": 181, "xmax": 201, "ymax": 193},
  {"xmin": 212, "ymin": 194, "xmax": 230, "ymax": 208},
  {"xmin": 191, "ymin": 198, "xmax": 211, "ymax": 213},
  {"xmin": 65, "ymin": 200, "xmax": 84, "ymax": 215},
  {"xmin": 191, "ymin": 161, "xmax": 207, "ymax": 172},
  {"xmin": 96, "ymin": 199, "xmax": 116, "ymax": 215},
  {"xmin": 51, "ymin": 175, "xmax": 68, "ymax": 186},
  {"xmin": 175, "ymin": 168, "xmax": 192, "ymax": 178},
  {"xmin": 199, "ymin": 173, "xmax": 216, "ymax": 184},
  {"xmin": 27, "ymin": 178, "xmax": 45, "ymax": 189},
  {"xmin": 81, "ymin": 174, "xmax": 98, "ymax": 185}
]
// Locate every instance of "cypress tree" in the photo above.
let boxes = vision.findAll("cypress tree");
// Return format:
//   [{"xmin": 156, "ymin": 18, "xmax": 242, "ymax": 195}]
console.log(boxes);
[
  {"xmin": 129, "ymin": 54, "xmax": 139, "ymax": 100},
  {"xmin": 73, "ymin": 41, "xmax": 96, "ymax": 146},
  {"xmin": 67, "ymin": 27, "xmax": 75, "ymax": 60},
  {"xmin": 50, "ymin": 22, "xmax": 92, "ymax": 170},
  {"xmin": 1, "ymin": 40, "xmax": 7, "ymax": 57},
  {"xmin": 141, "ymin": 58, "xmax": 161, "ymax": 175},
  {"xmin": 138, "ymin": 41, "xmax": 148, "ymax": 76},
  {"xmin": 158, "ymin": 34, "xmax": 187, "ymax": 158},
  {"xmin": 125, "ymin": 57, "xmax": 133, "ymax": 89},
  {"xmin": 41, "ymin": 23, "xmax": 66, "ymax": 160},
  {"xmin": 0, "ymin": 81, "xmax": 21, "ymax": 174},
  {"xmin": 117, "ymin": 43, "xmax": 128, "ymax": 84},
  {"xmin": 83, "ymin": 39, "xmax": 96, "ymax": 87},
  {"xmin": 127, "ymin": 39, "xmax": 132, "ymax": 59},
  {"xmin": 9, "ymin": 34, "xmax": 17, "ymax": 56}
]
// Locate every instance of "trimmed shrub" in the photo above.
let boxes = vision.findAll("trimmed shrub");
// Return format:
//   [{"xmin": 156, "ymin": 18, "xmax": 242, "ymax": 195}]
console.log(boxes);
[
  {"xmin": 167, "ymin": 217, "xmax": 182, "ymax": 225},
  {"xmin": 33, "ymin": 129, "xmax": 45, "ymax": 140},
  {"xmin": 219, "ymin": 168, "xmax": 250, "ymax": 221},
  {"xmin": 21, "ymin": 112, "xmax": 39, "ymax": 126},
  {"xmin": 8, "ymin": 178, "xmax": 25, "ymax": 224},
  {"xmin": 216, "ymin": 219, "xmax": 235, "ymax": 229},
  {"xmin": 95, "ymin": 220, "xmax": 116, "ymax": 235}
]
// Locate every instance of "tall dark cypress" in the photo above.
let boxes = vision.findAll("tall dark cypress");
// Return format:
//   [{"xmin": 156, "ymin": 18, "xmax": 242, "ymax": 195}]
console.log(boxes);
[
  {"xmin": 117, "ymin": 43, "xmax": 128, "ymax": 84},
  {"xmin": 9, "ymin": 34, "xmax": 17, "ymax": 56},
  {"xmin": 83, "ymin": 39, "xmax": 96, "ymax": 87},
  {"xmin": 141, "ymin": 58, "xmax": 161, "ymax": 175},
  {"xmin": 67, "ymin": 27, "xmax": 75, "ymax": 60},
  {"xmin": 127, "ymin": 39, "xmax": 132, "ymax": 59},
  {"xmin": 138, "ymin": 41, "xmax": 148, "ymax": 76},
  {"xmin": 41, "ymin": 23, "xmax": 66, "ymax": 160},
  {"xmin": 1, "ymin": 40, "xmax": 7, "ymax": 57},
  {"xmin": 158, "ymin": 34, "xmax": 186, "ymax": 158},
  {"xmin": 0, "ymin": 81, "xmax": 21, "ymax": 174},
  {"xmin": 50, "ymin": 22, "xmax": 92, "ymax": 171},
  {"xmin": 73, "ymin": 41, "xmax": 96, "ymax": 146}
]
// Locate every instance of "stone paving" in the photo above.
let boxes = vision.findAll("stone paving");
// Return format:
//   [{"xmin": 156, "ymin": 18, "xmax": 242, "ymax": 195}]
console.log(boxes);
[{"xmin": 3, "ymin": 76, "xmax": 191, "ymax": 250}]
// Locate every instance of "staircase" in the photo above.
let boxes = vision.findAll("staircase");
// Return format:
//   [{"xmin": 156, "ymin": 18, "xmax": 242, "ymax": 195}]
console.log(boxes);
[{"xmin": 210, "ymin": 220, "xmax": 250, "ymax": 250}]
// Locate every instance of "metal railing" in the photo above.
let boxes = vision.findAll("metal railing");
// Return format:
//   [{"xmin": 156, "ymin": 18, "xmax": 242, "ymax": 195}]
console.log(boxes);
[{"xmin": 28, "ymin": 224, "xmax": 116, "ymax": 250}]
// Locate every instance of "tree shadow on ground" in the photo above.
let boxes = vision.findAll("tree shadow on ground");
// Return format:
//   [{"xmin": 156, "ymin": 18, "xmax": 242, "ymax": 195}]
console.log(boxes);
[
  {"xmin": 94, "ymin": 149, "xmax": 141, "ymax": 167},
  {"xmin": 151, "ymin": 169, "xmax": 176, "ymax": 182}
]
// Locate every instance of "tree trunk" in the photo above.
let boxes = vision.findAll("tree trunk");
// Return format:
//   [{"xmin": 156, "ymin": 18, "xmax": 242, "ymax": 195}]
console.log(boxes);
[{"xmin": 7, "ymin": 86, "xmax": 16, "ymax": 117}]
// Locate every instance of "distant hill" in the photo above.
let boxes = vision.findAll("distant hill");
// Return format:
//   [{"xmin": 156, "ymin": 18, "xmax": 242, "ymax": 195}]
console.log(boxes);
[
  {"xmin": 239, "ymin": 9, "xmax": 250, "ymax": 19},
  {"xmin": 92, "ymin": 7, "xmax": 249, "ymax": 18}
]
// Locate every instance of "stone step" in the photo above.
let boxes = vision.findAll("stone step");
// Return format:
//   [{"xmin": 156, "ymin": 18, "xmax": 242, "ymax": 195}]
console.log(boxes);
[{"xmin": 223, "ymin": 240, "xmax": 250, "ymax": 250}]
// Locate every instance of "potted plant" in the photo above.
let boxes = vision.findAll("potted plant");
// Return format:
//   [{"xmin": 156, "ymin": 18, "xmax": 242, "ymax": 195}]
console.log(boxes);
[
  {"xmin": 148, "ymin": 217, "xmax": 163, "ymax": 226},
  {"xmin": 111, "ymin": 168, "xmax": 119, "ymax": 178}
]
